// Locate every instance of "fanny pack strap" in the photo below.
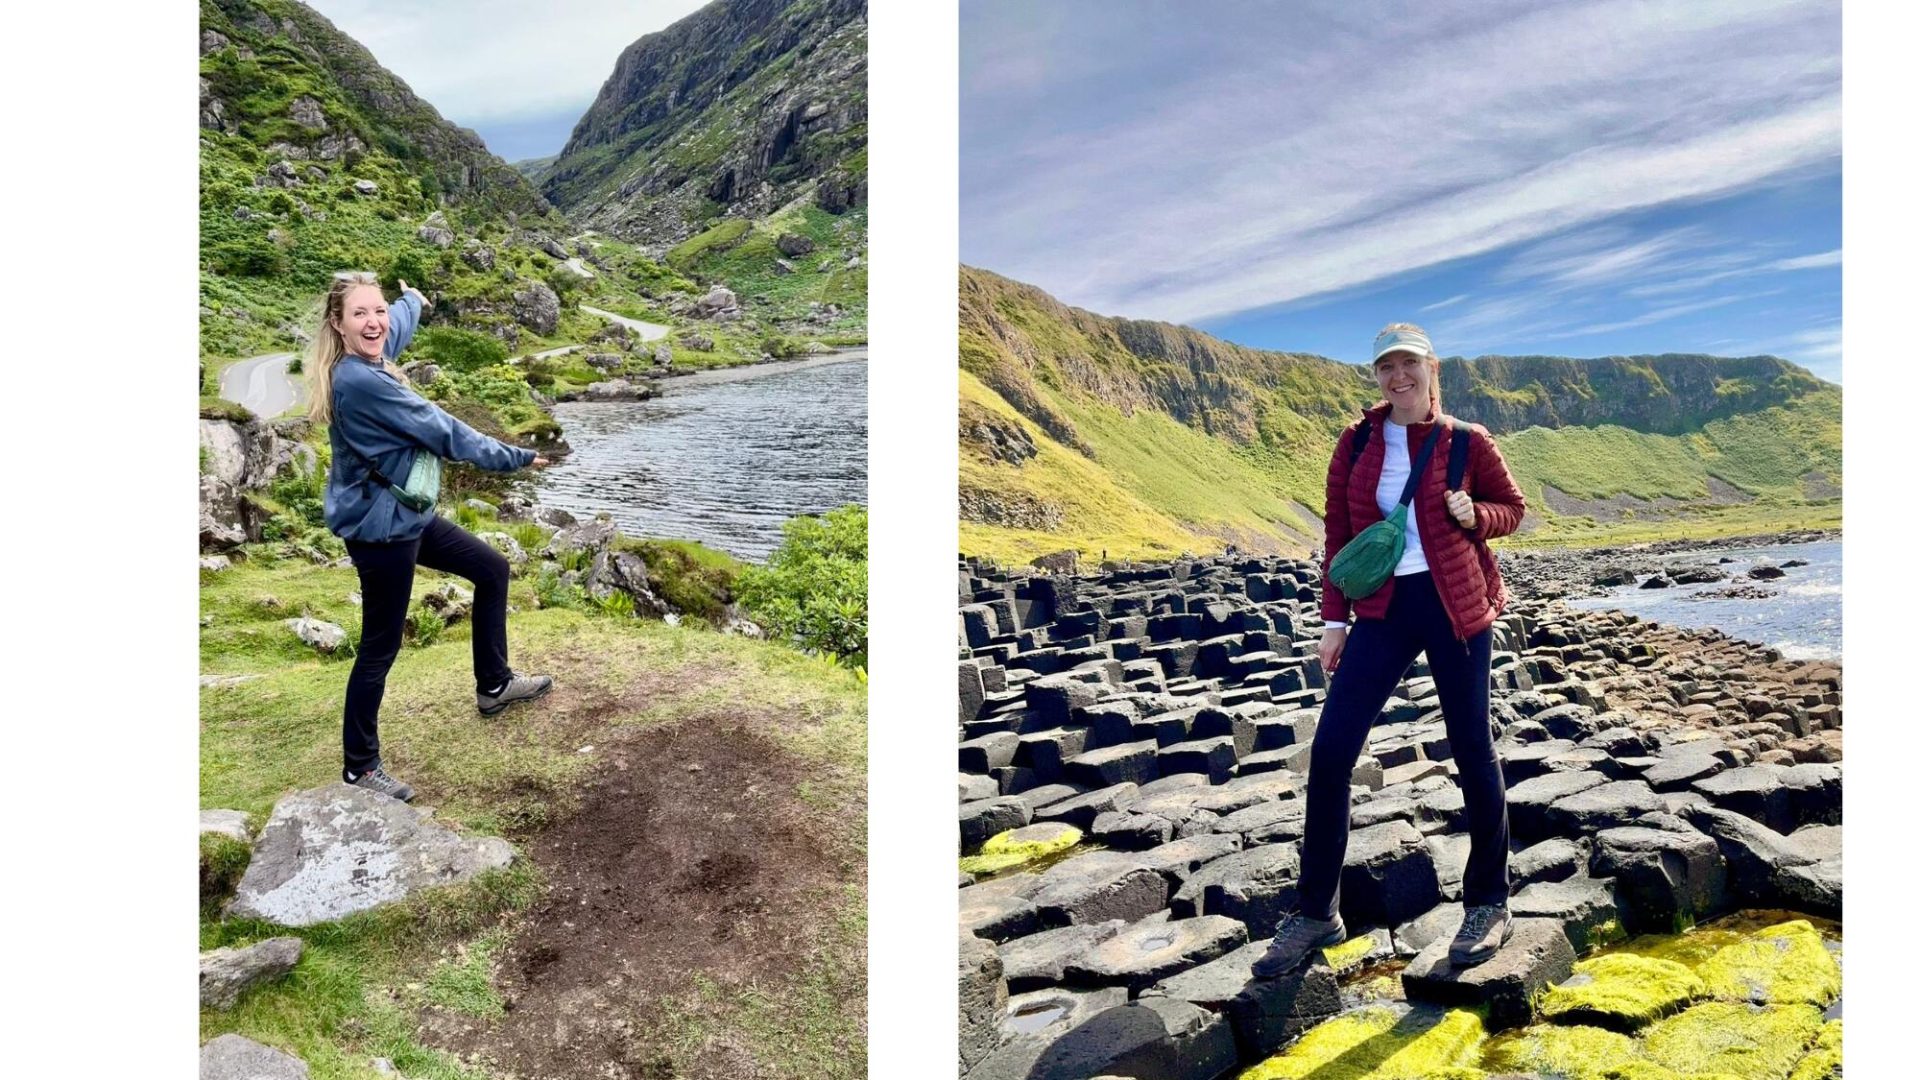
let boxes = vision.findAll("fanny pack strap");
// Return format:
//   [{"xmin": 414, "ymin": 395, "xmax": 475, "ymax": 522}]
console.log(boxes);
[{"xmin": 1396, "ymin": 424, "xmax": 1443, "ymax": 506}]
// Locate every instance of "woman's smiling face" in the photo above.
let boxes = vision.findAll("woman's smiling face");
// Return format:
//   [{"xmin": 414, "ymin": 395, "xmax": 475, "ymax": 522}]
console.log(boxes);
[
  {"xmin": 334, "ymin": 285, "xmax": 390, "ymax": 359},
  {"xmin": 1374, "ymin": 349, "xmax": 1431, "ymax": 411}
]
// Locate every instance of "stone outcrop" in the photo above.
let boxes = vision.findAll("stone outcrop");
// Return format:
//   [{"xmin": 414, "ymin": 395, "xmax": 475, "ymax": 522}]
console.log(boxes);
[
  {"xmin": 228, "ymin": 783, "xmax": 514, "ymax": 926},
  {"xmin": 956, "ymin": 543, "xmax": 1841, "ymax": 1077}
]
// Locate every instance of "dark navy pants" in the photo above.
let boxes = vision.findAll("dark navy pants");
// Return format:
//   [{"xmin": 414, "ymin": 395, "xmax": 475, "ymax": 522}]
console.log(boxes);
[
  {"xmin": 340, "ymin": 516, "xmax": 513, "ymax": 775},
  {"xmin": 1296, "ymin": 570, "xmax": 1510, "ymax": 919}
]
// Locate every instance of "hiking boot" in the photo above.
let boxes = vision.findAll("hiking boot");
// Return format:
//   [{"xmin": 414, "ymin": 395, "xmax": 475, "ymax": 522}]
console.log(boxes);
[
  {"xmin": 1251, "ymin": 911, "xmax": 1346, "ymax": 978},
  {"xmin": 1449, "ymin": 904, "xmax": 1512, "ymax": 966},
  {"xmin": 477, "ymin": 671, "xmax": 554, "ymax": 716},
  {"xmin": 345, "ymin": 766, "xmax": 414, "ymax": 803}
]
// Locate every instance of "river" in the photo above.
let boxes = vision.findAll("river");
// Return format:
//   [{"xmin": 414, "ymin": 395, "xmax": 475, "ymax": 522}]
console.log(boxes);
[
  {"xmin": 530, "ymin": 352, "xmax": 868, "ymax": 562},
  {"xmin": 1563, "ymin": 539, "xmax": 1841, "ymax": 660}
]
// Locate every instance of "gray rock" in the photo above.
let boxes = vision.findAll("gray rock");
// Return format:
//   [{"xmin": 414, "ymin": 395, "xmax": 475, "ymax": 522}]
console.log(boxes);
[
  {"xmin": 1591, "ymin": 825, "xmax": 1727, "ymax": 934},
  {"xmin": 1171, "ymin": 843, "xmax": 1301, "ymax": 936},
  {"xmin": 474, "ymin": 531, "xmax": 529, "ymax": 570},
  {"xmin": 961, "ymin": 889, "xmax": 1041, "ymax": 943},
  {"xmin": 1037, "ymin": 784, "xmax": 1140, "ymax": 830},
  {"xmin": 776, "ymin": 232, "xmax": 816, "ymax": 256},
  {"xmin": 227, "ymin": 784, "xmax": 514, "ymax": 926},
  {"xmin": 200, "ymin": 936, "xmax": 303, "ymax": 1009},
  {"xmin": 1393, "ymin": 902, "xmax": 1464, "ymax": 957},
  {"xmin": 1511, "ymin": 837, "xmax": 1584, "ymax": 886},
  {"xmin": 1507, "ymin": 769, "xmax": 1608, "ymax": 841},
  {"xmin": 1031, "ymin": 855, "xmax": 1170, "ymax": 927},
  {"xmin": 1681, "ymin": 804, "xmax": 1816, "ymax": 907},
  {"xmin": 199, "ymin": 1034, "xmax": 309, "ymax": 1079},
  {"xmin": 1009, "ymin": 998, "xmax": 1238, "ymax": 1080},
  {"xmin": 1064, "ymin": 914, "xmax": 1248, "ymax": 993},
  {"xmin": 1136, "ymin": 834, "xmax": 1243, "ymax": 884},
  {"xmin": 1547, "ymin": 780, "xmax": 1665, "ymax": 835},
  {"xmin": 284, "ymin": 617, "xmax": 347, "ymax": 654},
  {"xmin": 1000, "ymin": 920, "xmax": 1127, "ymax": 992},
  {"xmin": 511, "ymin": 280, "xmax": 561, "ymax": 335},
  {"xmin": 1141, "ymin": 940, "xmax": 1343, "ymax": 1058},
  {"xmin": 582, "ymin": 550, "xmax": 670, "ymax": 617},
  {"xmin": 1339, "ymin": 820, "xmax": 1441, "ymax": 927},
  {"xmin": 1000, "ymin": 986, "xmax": 1130, "ymax": 1044},
  {"xmin": 543, "ymin": 517, "xmax": 617, "ymax": 557},
  {"xmin": 200, "ymin": 809, "xmax": 252, "ymax": 844},
  {"xmin": 352, "ymin": 179, "xmax": 378, "ymax": 196},
  {"xmin": 200, "ymin": 555, "xmax": 233, "ymax": 572},
  {"xmin": 962, "ymin": 796, "xmax": 1033, "ymax": 849},
  {"xmin": 1510, "ymin": 876, "xmax": 1619, "ymax": 952},
  {"xmin": 693, "ymin": 284, "xmax": 739, "ymax": 318},
  {"xmin": 960, "ymin": 932, "xmax": 1007, "ymax": 1072},
  {"xmin": 1402, "ymin": 917, "xmax": 1575, "ymax": 1029}
]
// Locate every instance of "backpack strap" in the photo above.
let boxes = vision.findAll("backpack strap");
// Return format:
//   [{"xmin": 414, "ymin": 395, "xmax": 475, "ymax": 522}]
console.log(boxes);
[
  {"xmin": 1347, "ymin": 417, "xmax": 1372, "ymax": 469},
  {"xmin": 1446, "ymin": 419, "xmax": 1472, "ymax": 491}
]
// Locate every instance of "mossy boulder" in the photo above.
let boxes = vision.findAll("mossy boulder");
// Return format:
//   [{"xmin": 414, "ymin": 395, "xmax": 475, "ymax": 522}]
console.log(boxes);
[
  {"xmin": 1696, "ymin": 920, "xmax": 1840, "ymax": 1008},
  {"xmin": 960, "ymin": 822, "xmax": 1082, "ymax": 875},
  {"xmin": 1238, "ymin": 1003, "xmax": 1486, "ymax": 1080},
  {"xmin": 1787, "ymin": 1019, "xmax": 1841, "ymax": 1080},
  {"xmin": 1539, "ymin": 953, "xmax": 1707, "ymax": 1031},
  {"xmin": 1639, "ymin": 1001, "xmax": 1825, "ymax": 1080},
  {"xmin": 1481, "ymin": 1023, "xmax": 1638, "ymax": 1078}
]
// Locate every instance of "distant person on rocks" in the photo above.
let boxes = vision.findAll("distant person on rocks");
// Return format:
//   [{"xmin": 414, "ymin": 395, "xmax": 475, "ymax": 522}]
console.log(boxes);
[
  {"xmin": 1254, "ymin": 322, "xmax": 1528, "ymax": 976},
  {"xmin": 307, "ymin": 271, "xmax": 555, "ymax": 803}
]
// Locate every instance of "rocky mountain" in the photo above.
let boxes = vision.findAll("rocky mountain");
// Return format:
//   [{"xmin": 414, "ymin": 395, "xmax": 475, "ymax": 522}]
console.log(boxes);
[
  {"xmin": 958, "ymin": 266, "xmax": 1842, "ymax": 562},
  {"xmin": 200, "ymin": 0, "xmax": 552, "ymax": 223},
  {"xmin": 541, "ymin": 0, "xmax": 868, "ymax": 244}
]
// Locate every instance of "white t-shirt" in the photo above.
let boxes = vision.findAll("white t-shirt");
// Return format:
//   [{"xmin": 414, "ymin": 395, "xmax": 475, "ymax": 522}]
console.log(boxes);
[{"xmin": 1376, "ymin": 420, "xmax": 1429, "ymax": 576}]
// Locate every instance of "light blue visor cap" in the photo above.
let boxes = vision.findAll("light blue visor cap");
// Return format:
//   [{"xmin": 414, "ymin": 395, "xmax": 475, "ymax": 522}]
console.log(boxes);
[{"xmin": 1372, "ymin": 328, "xmax": 1433, "ymax": 362}]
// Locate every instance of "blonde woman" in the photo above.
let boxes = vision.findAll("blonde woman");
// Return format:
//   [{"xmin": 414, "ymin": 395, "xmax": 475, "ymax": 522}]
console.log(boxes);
[
  {"xmin": 308, "ymin": 271, "xmax": 552, "ymax": 802},
  {"xmin": 1254, "ymin": 323, "xmax": 1528, "ymax": 975}
]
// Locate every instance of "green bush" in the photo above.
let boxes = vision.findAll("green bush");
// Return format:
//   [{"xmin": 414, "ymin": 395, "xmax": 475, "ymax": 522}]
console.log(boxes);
[
  {"xmin": 207, "ymin": 238, "xmax": 287, "ymax": 277},
  {"xmin": 760, "ymin": 334, "xmax": 806, "ymax": 359},
  {"xmin": 737, "ymin": 504, "xmax": 868, "ymax": 668},
  {"xmin": 383, "ymin": 248, "xmax": 435, "ymax": 291},
  {"xmin": 415, "ymin": 326, "xmax": 510, "ymax": 373},
  {"xmin": 407, "ymin": 607, "xmax": 445, "ymax": 647}
]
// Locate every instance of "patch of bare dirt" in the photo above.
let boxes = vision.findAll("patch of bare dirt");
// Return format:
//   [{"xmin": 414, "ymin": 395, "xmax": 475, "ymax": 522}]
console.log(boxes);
[{"xmin": 426, "ymin": 712, "xmax": 860, "ymax": 1079}]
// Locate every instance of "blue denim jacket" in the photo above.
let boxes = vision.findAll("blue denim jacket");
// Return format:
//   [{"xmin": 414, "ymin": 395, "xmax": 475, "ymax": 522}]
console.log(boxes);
[{"xmin": 323, "ymin": 292, "xmax": 535, "ymax": 542}]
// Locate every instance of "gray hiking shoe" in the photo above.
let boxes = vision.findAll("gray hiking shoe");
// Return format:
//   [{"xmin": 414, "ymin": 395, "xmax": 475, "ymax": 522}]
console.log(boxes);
[
  {"xmin": 477, "ymin": 671, "xmax": 553, "ymax": 716},
  {"xmin": 346, "ymin": 766, "xmax": 414, "ymax": 803},
  {"xmin": 1449, "ymin": 904, "xmax": 1512, "ymax": 966},
  {"xmin": 1251, "ymin": 911, "xmax": 1346, "ymax": 978}
]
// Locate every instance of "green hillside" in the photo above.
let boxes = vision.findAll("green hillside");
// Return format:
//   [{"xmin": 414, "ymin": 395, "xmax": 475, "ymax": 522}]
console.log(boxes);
[{"xmin": 958, "ymin": 266, "xmax": 1842, "ymax": 562}]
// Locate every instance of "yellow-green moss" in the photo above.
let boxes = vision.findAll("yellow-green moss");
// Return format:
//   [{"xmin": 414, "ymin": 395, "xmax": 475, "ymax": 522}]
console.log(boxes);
[
  {"xmin": 1786, "ymin": 1019, "xmax": 1841, "ymax": 1080},
  {"xmin": 1696, "ymin": 921, "xmax": 1840, "ymax": 1008},
  {"xmin": 957, "ymin": 851, "xmax": 1031, "ymax": 876},
  {"xmin": 980, "ymin": 823, "xmax": 1082, "ymax": 860},
  {"xmin": 960, "ymin": 824, "xmax": 1083, "ymax": 876},
  {"xmin": 1540, "ymin": 954, "xmax": 1707, "ymax": 1030},
  {"xmin": 1481, "ymin": 1024, "xmax": 1637, "ymax": 1078},
  {"xmin": 1640, "ymin": 1001, "xmax": 1825, "ymax": 1080},
  {"xmin": 1240, "ymin": 1005, "xmax": 1486, "ymax": 1080},
  {"xmin": 1586, "ymin": 916, "xmax": 1628, "ymax": 951},
  {"xmin": 1322, "ymin": 933, "xmax": 1378, "ymax": 973}
]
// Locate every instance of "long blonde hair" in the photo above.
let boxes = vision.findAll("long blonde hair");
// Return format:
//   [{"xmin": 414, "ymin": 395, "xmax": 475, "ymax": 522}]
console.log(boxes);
[
  {"xmin": 1376, "ymin": 321, "xmax": 1443, "ymax": 414},
  {"xmin": 306, "ymin": 271, "xmax": 412, "ymax": 424}
]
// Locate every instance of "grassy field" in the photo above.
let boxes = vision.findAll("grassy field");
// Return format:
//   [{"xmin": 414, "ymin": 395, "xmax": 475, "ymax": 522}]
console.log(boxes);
[{"xmin": 199, "ymin": 540, "xmax": 867, "ymax": 1078}]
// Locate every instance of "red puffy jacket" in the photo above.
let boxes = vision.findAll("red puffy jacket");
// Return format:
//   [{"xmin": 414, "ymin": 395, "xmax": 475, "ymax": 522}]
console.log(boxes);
[{"xmin": 1319, "ymin": 400, "xmax": 1528, "ymax": 641}]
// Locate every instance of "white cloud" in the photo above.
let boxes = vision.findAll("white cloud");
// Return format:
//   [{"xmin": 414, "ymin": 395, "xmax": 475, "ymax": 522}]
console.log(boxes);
[
  {"xmin": 1419, "ymin": 294, "xmax": 1470, "ymax": 313},
  {"xmin": 1767, "ymin": 249, "xmax": 1843, "ymax": 271},
  {"xmin": 962, "ymin": 0, "xmax": 1841, "ymax": 325},
  {"xmin": 307, "ymin": 0, "xmax": 709, "ymax": 125}
]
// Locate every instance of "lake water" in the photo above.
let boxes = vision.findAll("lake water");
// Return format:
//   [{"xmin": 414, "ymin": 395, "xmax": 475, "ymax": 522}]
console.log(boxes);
[
  {"xmin": 1564, "ymin": 539, "xmax": 1841, "ymax": 660},
  {"xmin": 532, "ymin": 353, "xmax": 868, "ymax": 562}
]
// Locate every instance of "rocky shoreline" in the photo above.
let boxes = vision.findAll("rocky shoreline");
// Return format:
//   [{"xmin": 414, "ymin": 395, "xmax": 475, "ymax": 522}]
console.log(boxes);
[
  {"xmin": 1497, "ymin": 527, "xmax": 1839, "ymax": 602},
  {"xmin": 956, "ymin": 544, "xmax": 1841, "ymax": 1078}
]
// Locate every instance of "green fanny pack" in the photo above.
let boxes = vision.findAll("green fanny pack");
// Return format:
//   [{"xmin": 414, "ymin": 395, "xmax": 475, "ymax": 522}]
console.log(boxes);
[
  {"xmin": 359, "ymin": 447, "xmax": 442, "ymax": 513},
  {"xmin": 1326, "ymin": 422, "xmax": 1445, "ymax": 600}
]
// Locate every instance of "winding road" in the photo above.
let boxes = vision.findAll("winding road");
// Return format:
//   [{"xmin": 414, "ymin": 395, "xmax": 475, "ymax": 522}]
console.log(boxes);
[
  {"xmin": 220, "ymin": 352, "xmax": 301, "ymax": 418},
  {"xmin": 217, "ymin": 306, "xmax": 671, "ymax": 415}
]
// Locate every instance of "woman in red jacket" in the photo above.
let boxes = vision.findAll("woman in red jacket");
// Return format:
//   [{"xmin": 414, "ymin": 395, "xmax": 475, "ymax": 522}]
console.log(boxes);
[{"xmin": 1254, "ymin": 323, "xmax": 1529, "ymax": 976}]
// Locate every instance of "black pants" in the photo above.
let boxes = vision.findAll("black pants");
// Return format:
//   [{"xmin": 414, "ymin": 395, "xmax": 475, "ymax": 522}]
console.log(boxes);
[
  {"xmin": 341, "ymin": 516, "xmax": 513, "ymax": 775},
  {"xmin": 1296, "ymin": 570, "xmax": 1510, "ymax": 919}
]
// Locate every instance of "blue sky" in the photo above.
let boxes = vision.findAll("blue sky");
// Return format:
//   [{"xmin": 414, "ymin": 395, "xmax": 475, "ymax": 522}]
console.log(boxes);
[
  {"xmin": 308, "ymin": 0, "xmax": 706, "ymax": 162},
  {"xmin": 961, "ymin": 0, "xmax": 1842, "ymax": 383}
]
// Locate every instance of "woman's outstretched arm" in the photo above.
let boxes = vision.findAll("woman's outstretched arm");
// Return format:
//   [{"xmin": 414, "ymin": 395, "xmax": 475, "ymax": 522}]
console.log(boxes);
[{"xmin": 352, "ymin": 366, "xmax": 534, "ymax": 473}]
